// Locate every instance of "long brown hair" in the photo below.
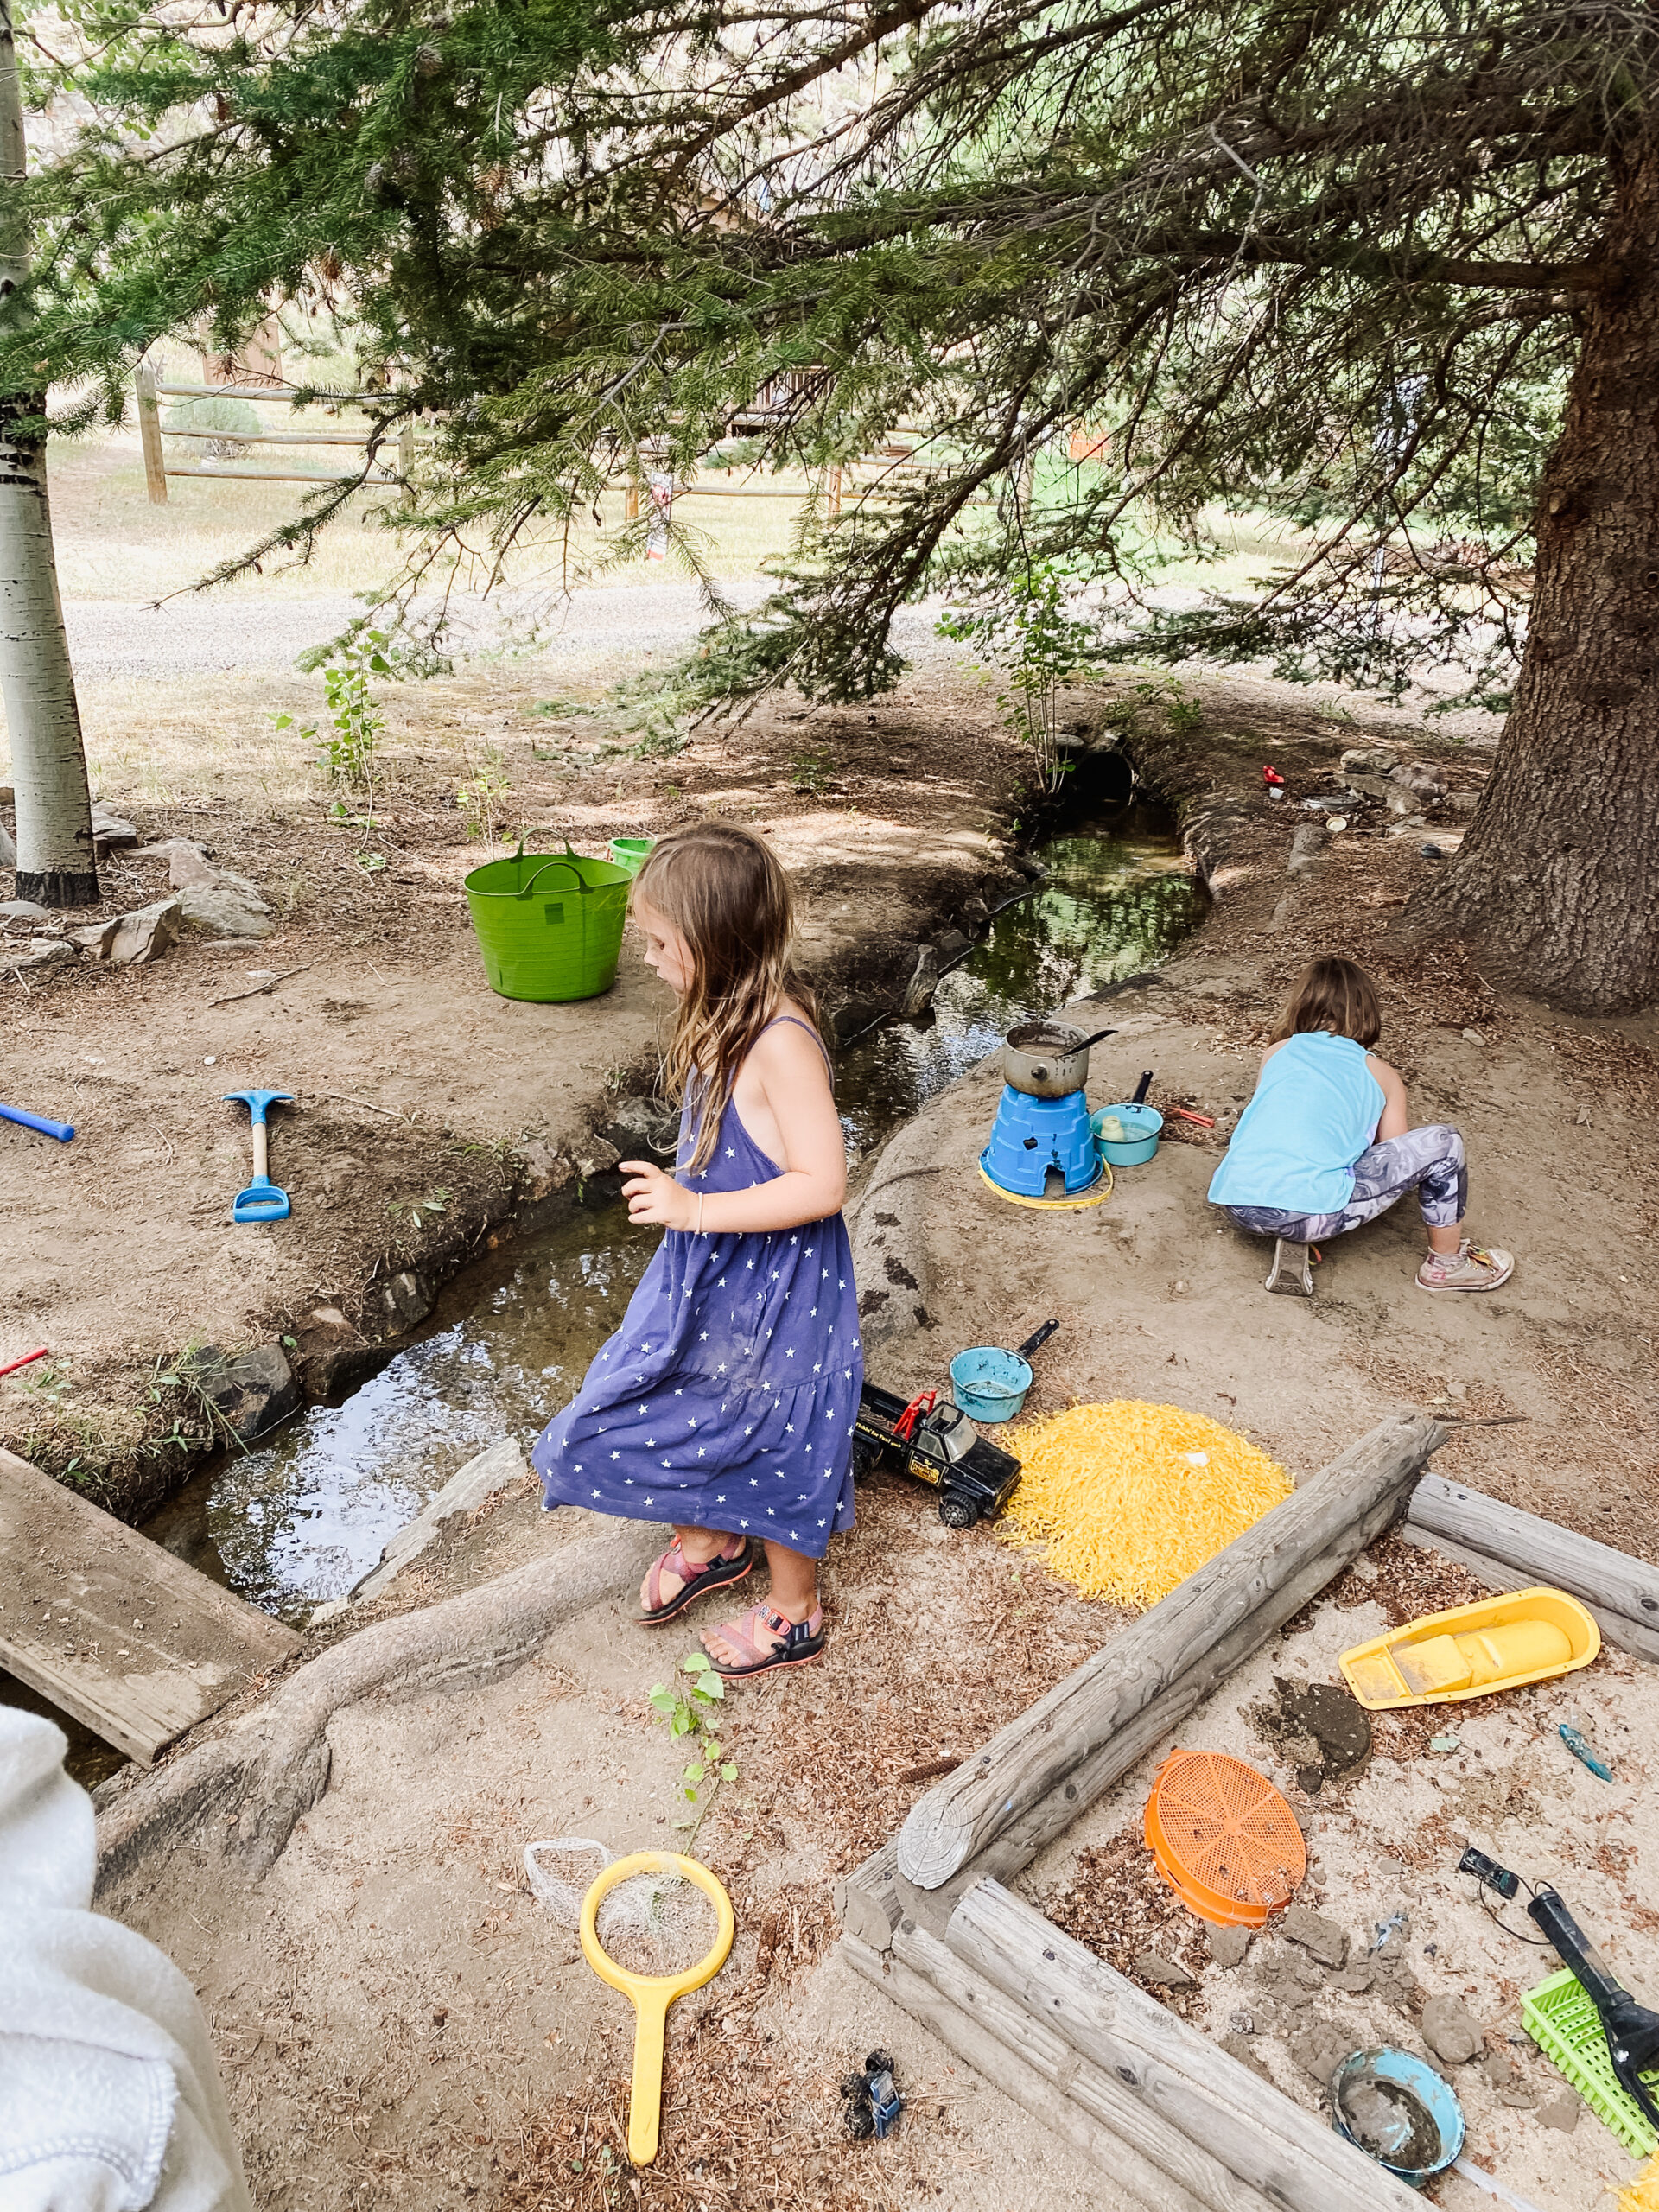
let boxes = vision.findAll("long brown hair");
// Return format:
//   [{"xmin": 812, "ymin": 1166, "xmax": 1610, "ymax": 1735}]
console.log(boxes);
[
  {"xmin": 632, "ymin": 821, "xmax": 820, "ymax": 1174},
  {"xmin": 1270, "ymin": 957, "xmax": 1382, "ymax": 1048}
]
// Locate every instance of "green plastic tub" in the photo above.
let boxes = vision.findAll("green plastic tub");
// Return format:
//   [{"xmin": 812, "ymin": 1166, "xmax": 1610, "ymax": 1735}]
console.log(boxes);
[
  {"xmin": 463, "ymin": 843, "xmax": 632, "ymax": 1002},
  {"xmin": 608, "ymin": 836, "xmax": 656, "ymax": 877}
]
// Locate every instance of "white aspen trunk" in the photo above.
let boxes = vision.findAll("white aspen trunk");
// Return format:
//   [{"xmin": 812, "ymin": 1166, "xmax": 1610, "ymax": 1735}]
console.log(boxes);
[{"xmin": 0, "ymin": 0, "xmax": 98, "ymax": 906}]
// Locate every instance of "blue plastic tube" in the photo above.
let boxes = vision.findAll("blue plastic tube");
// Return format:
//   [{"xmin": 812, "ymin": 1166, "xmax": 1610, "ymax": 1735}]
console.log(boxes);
[{"xmin": 0, "ymin": 1102, "xmax": 75, "ymax": 1142}]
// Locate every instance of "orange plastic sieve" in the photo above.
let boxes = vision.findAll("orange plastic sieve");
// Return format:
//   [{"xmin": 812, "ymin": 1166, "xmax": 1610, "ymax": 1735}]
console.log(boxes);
[{"xmin": 1144, "ymin": 1749, "xmax": 1306, "ymax": 1927}]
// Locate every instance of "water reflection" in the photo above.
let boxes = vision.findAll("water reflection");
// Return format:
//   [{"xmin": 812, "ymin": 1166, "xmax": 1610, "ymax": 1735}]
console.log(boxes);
[
  {"xmin": 836, "ymin": 804, "xmax": 1202, "ymax": 1157},
  {"xmin": 195, "ymin": 1195, "xmax": 655, "ymax": 1620}
]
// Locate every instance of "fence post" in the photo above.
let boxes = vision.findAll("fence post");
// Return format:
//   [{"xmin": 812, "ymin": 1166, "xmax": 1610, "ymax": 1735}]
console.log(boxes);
[{"xmin": 135, "ymin": 362, "xmax": 167, "ymax": 505}]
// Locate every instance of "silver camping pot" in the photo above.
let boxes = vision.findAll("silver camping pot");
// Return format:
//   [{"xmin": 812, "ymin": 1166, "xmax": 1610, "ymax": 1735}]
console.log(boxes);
[{"xmin": 1001, "ymin": 1020, "xmax": 1115, "ymax": 1099}]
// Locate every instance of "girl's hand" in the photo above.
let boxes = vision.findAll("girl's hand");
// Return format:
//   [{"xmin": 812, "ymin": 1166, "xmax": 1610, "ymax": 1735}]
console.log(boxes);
[{"xmin": 620, "ymin": 1160, "xmax": 696, "ymax": 1230}]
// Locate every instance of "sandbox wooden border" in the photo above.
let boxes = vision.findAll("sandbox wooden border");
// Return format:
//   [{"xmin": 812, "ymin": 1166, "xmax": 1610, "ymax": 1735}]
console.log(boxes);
[{"xmin": 834, "ymin": 1412, "xmax": 1659, "ymax": 2212}]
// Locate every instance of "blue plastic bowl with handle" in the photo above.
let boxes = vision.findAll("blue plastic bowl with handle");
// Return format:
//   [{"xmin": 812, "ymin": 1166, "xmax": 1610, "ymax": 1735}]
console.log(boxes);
[
  {"xmin": 948, "ymin": 1321, "xmax": 1059, "ymax": 1424},
  {"xmin": 1091, "ymin": 1102, "xmax": 1163, "ymax": 1166}
]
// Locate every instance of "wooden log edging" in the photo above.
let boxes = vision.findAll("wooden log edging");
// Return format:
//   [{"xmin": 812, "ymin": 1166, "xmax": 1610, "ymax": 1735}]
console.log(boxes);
[
  {"xmin": 1404, "ymin": 1473, "xmax": 1659, "ymax": 1663},
  {"xmin": 842, "ymin": 1928, "xmax": 1266, "ymax": 2212},
  {"xmin": 945, "ymin": 1879, "xmax": 1421, "ymax": 2212},
  {"xmin": 896, "ymin": 1410, "xmax": 1447, "ymax": 1889}
]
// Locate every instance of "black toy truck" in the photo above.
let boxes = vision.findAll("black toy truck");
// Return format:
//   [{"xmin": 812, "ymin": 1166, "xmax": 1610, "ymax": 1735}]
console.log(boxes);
[{"xmin": 851, "ymin": 1382, "xmax": 1022, "ymax": 1529}]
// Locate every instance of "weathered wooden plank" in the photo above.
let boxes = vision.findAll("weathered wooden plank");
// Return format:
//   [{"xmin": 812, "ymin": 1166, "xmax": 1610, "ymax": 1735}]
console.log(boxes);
[
  {"xmin": 840, "ymin": 1533, "xmax": 1412, "ymax": 1955},
  {"xmin": 948, "ymin": 1880, "xmax": 1422, "ymax": 2212},
  {"xmin": 842, "ymin": 1929, "xmax": 1259, "ymax": 2212},
  {"xmin": 1407, "ymin": 1474, "xmax": 1659, "ymax": 1654},
  {"xmin": 1397, "ymin": 1524, "xmax": 1659, "ymax": 1664},
  {"xmin": 0, "ymin": 1446, "xmax": 300, "ymax": 1765},
  {"xmin": 898, "ymin": 1412, "xmax": 1446, "ymax": 1887}
]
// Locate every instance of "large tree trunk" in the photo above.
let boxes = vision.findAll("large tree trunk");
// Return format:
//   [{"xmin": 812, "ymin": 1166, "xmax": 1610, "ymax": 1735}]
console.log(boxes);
[
  {"xmin": 0, "ymin": 0, "xmax": 98, "ymax": 908},
  {"xmin": 1410, "ymin": 138, "xmax": 1659, "ymax": 1013}
]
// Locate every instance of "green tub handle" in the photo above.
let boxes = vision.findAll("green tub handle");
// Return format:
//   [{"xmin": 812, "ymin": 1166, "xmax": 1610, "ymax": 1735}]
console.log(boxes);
[{"xmin": 512, "ymin": 858, "xmax": 588, "ymax": 902}]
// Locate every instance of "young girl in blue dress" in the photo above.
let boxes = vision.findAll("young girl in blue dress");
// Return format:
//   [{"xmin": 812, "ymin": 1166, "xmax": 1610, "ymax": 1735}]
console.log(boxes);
[
  {"xmin": 1208, "ymin": 956, "xmax": 1515, "ymax": 1291},
  {"xmin": 531, "ymin": 822, "xmax": 861, "ymax": 1677}
]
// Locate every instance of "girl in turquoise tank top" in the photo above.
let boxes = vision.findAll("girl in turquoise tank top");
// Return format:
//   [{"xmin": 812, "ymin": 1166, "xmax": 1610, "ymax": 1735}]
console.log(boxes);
[{"xmin": 1208, "ymin": 957, "xmax": 1515, "ymax": 1293}]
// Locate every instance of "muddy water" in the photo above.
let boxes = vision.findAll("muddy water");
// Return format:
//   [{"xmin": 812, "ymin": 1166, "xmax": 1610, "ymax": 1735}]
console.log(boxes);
[{"xmin": 147, "ymin": 796, "xmax": 1201, "ymax": 1624}]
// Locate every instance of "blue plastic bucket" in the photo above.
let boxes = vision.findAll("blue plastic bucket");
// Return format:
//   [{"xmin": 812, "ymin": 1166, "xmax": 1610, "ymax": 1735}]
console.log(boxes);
[
  {"xmin": 1092, "ymin": 1101, "xmax": 1163, "ymax": 1166},
  {"xmin": 1330, "ymin": 2049, "xmax": 1465, "ymax": 2188},
  {"xmin": 950, "ymin": 1344, "xmax": 1033, "ymax": 1423}
]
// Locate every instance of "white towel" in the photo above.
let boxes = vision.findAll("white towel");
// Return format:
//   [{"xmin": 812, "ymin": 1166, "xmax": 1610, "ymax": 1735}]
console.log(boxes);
[{"xmin": 0, "ymin": 1711, "xmax": 251, "ymax": 2212}]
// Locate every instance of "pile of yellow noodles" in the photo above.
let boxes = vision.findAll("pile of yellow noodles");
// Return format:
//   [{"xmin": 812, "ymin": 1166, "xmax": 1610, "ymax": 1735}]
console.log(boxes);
[
  {"xmin": 996, "ymin": 1400, "xmax": 1293, "ymax": 1608},
  {"xmin": 1619, "ymin": 2160, "xmax": 1659, "ymax": 2212}
]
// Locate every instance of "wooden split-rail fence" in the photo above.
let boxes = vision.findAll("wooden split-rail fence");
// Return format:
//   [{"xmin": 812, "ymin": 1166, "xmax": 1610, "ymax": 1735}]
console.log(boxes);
[
  {"xmin": 134, "ymin": 363, "xmax": 425, "ymax": 502},
  {"xmin": 132, "ymin": 361, "xmax": 982, "ymax": 516}
]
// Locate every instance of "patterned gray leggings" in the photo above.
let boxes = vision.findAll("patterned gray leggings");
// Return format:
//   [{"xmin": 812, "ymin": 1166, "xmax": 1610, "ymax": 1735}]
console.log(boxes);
[{"xmin": 1225, "ymin": 1124, "xmax": 1467, "ymax": 1244}]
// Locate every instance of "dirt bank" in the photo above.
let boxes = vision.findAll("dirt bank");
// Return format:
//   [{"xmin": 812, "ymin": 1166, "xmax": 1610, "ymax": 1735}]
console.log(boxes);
[{"xmin": 3, "ymin": 632, "xmax": 1035, "ymax": 1520}]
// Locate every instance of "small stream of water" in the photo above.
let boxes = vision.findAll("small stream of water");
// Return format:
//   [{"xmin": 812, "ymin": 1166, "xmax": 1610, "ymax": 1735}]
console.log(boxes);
[{"xmin": 145, "ymin": 791, "xmax": 1202, "ymax": 1623}]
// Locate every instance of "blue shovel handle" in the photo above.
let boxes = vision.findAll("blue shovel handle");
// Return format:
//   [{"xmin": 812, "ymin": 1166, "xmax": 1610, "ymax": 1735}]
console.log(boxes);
[
  {"xmin": 0, "ymin": 1101, "xmax": 75, "ymax": 1143},
  {"xmin": 224, "ymin": 1090, "xmax": 295, "ymax": 1224}
]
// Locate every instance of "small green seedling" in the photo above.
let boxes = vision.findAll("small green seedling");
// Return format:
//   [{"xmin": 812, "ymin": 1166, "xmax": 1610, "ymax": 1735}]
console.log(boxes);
[{"xmin": 648, "ymin": 1652, "xmax": 738, "ymax": 1840}]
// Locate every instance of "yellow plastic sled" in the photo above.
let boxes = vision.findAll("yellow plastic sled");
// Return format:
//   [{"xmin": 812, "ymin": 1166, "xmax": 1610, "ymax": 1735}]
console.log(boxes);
[{"xmin": 1339, "ymin": 1587, "xmax": 1599, "ymax": 1710}]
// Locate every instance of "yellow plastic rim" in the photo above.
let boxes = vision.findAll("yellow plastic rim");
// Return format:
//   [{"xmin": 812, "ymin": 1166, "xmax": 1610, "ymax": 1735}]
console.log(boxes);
[
  {"xmin": 976, "ymin": 1160, "xmax": 1113, "ymax": 1211},
  {"xmin": 579, "ymin": 1851, "xmax": 735, "ymax": 2167}
]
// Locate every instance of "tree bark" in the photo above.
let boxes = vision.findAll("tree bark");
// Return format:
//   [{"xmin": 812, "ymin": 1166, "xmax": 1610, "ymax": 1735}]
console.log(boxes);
[
  {"xmin": 0, "ymin": 0, "xmax": 98, "ymax": 908},
  {"xmin": 1409, "ymin": 137, "xmax": 1659, "ymax": 1012}
]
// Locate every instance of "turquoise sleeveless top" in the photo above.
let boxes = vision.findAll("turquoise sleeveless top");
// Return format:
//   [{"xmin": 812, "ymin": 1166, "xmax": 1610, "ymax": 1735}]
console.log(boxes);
[{"xmin": 1208, "ymin": 1033, "xmax": 1385, "ymax": 1215}]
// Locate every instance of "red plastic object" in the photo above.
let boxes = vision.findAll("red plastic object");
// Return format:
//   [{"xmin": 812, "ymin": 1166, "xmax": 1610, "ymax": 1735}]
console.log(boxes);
[
  {"xmin": 1262, "ymin": 764, "xmax": 1286, "ymax": 788},
  {"xmin": 894, "ymin": 1389, "xmax": 938, "ymax": 1443},
  {"xmin": 0, "ymin": 1347, "xmax": 48, "ymax": 1380},
  {"xmin": 1170, "ymin": 1108, "xmax": 1217, "ymax": 1128}
]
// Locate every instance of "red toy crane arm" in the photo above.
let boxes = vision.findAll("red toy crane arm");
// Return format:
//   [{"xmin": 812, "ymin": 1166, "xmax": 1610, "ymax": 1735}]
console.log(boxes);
[{"xmin": 894, "ymin": 1389, "xmax": 938, "ymax": 1443}]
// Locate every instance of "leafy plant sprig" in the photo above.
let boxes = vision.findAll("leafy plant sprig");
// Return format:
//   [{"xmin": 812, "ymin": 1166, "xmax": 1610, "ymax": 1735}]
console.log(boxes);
[{"xmin": 648, "ymin": 1652, "xmax": 737, "ymax": 1842}]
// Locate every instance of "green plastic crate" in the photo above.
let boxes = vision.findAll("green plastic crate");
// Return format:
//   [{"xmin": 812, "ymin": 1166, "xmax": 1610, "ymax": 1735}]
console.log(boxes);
[{"xmin": 1522, "ymin": 1967, "xmax": 1659, "ymax": 2158}]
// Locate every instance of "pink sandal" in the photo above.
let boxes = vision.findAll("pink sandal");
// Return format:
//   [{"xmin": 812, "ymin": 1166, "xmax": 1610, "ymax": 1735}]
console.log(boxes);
[
  {"xmin": 702, "ymin": 1601, "xmax": 825, "ymax": 1681},
  {"xmin": 636, "ymin": 1535, "xmax": 754, "ymax": 1625}
]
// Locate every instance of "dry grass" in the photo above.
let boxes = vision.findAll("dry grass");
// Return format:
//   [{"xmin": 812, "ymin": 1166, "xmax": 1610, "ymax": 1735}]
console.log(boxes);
[{"xmin": 48, "ymin": 416, "xmax": 818, "ymax": 607}]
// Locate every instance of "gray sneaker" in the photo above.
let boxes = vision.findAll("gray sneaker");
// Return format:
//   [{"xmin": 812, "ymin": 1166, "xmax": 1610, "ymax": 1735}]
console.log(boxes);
[{"xmin": 1416, "ymin": 1241, "xmax": 1515, "ymax": 1293}]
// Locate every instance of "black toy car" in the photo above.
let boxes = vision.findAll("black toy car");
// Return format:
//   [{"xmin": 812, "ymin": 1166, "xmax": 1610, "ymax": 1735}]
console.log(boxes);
[
  {"xmin": 851, "ymin": 1381, "xmax": 1023, "ymax": 1529},
  {"xmin": 841, "ymin": 2050, "xmax": 904, "ymax": 2140}
]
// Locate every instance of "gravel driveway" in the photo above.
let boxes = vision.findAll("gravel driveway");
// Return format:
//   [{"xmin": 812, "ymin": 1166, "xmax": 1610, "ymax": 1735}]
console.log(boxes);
[
  {"xmin": 60, "ymin": 581, "xmax": 792, "ymax": 682},
  {"xmin": 63, "ymin": 580, "xmax": 946, "ymax": 682}
]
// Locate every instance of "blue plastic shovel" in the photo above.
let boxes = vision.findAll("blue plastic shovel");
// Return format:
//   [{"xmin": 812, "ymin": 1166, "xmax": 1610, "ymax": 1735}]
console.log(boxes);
[{"xmin": 223, "ymin": 1089, "xmax": 294, "ymax": 1223}]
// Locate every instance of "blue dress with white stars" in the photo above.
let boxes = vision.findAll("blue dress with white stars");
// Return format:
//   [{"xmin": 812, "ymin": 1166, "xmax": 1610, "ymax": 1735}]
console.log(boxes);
[{"xmin": 530, "ymin": 1018, "xmax": 861, "ymax": 1558}]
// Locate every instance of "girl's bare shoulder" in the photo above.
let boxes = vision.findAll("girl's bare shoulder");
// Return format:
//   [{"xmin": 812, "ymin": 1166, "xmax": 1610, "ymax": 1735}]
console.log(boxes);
[{"xmin": 750, "ymin": 1002, "xmax": 828, "ymax": 1069}]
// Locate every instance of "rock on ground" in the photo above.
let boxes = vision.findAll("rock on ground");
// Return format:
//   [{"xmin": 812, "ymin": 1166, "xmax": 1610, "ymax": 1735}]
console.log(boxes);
[
  {"xmin": 1280, "ymin": 1906, "xmax": 1350, "ymax": 1969},
  {"xmin": 188, "ymin": 1343, "xmax": 302, "ymax": 1441},
  {"xmin": 179, "ymin": 880, "xmax": 275, "ymax": 938},
  {"xmin": 73, "ymin": 896, "xmax": 183, "ymax": 965},
  {"xmin": 1421, "ymin": 1992, "xmax": 1484, "ymax": 2064}
]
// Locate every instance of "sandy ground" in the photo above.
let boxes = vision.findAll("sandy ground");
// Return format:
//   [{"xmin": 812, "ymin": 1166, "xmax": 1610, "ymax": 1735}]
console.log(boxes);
[
  {"xmin": 1029, "ymin": 1535, "xmax": 1659, "ymax": 2209},
  {"xmin": 99, "ymin": 1480, "xmax": 1135, "ymax": 2212},
  {"xmin": 3, "ymin": 612, "xmax": 1030, "ymax": 1516},
  {"xmin": 850, "ymin": 965, "xmax": 1656, "ymax": 1562}
]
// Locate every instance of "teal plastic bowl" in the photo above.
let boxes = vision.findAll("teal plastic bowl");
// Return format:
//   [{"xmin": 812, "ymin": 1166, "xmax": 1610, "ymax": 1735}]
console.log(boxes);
[
  {"xmin": 1092, "ymin": 1102, "xmax": 1163, "ymax": 1166},
  {"xmin": 1330, "ymin": 2047, "xmax": 1465, "ymax": 2187},
  {"xmin": 949, "ymin": 1344, "xmax": 1033, "ymax": 1423}
]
